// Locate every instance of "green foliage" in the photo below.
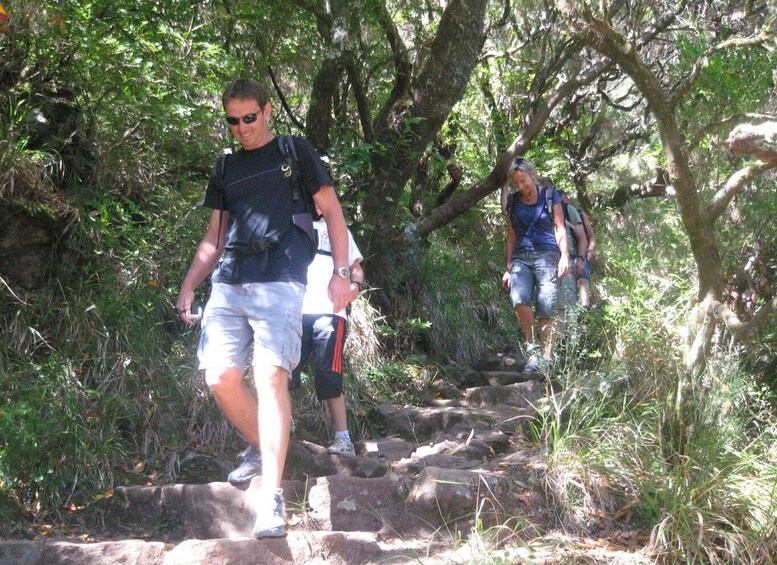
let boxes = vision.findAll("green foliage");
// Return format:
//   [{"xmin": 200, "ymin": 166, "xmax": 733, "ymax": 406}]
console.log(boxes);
[
  {"xmin": 0, "ymin": 350, "xmax": 123, "ymax": 514},
  {"xmin": 361, "ymin": 358, "xmax": 438, "ymax": 406},
  {"xmin": 0, "ymin": 176, "xmax": 212, "ymax": 518},
  {"xmin": 534, "ymin": 196, "xmax": 777, "ymax": 563},
  {"xmin": 1, "ymin": 6, "xmax": 776, "ymax": 563},
  {"xmin": 676, "ymin": 35, "xmax": 777, "ymax": 124},
  {"xmin": 418, "ymin": 202, "xmax": 520, "ymax": 363},
  {"xmin": 595, "ymin": 199, "xmax": 695, "ymax": 377}
]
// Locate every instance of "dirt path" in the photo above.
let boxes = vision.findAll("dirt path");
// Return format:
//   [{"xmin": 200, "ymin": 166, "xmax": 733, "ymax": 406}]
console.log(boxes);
[{"xmin": 0, "ymin": 348, "xmax": 652, "ymax": 564}]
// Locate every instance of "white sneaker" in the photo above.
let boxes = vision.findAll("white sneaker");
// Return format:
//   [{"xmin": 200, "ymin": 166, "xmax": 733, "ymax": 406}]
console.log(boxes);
[
  {"xmin": 326, "ymin": 437, "xmax": 355, "ymax": 456},
  {"xmin": 252, "ymin": 488, "xmax": 287, "ymax": 538}
]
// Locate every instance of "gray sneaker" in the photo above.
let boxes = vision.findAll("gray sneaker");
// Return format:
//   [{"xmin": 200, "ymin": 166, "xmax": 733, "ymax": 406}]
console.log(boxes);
[
  {"xmin": 227, "ymin": 444, "xmax": 262, "ymax": 485},
  {"xmin": 525, "ymin": 353, "xmax": 553, "ymax": 375},
  {"xmin": 327, "ymin": 436, "xmax": 356, "ymax": 456},
  {"xmin": 253, "ymin": 488, "xmax": 287, "ymax": 538},
  {"xmin": 523, "ymin": 353, "xmax": 545, "ymax": 374}
]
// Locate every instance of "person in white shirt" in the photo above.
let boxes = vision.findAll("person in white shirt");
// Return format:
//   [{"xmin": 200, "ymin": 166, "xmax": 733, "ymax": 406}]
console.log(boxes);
[{"xmin": 289, "ymin": 214, "xmax": 364, "ymax": 455}]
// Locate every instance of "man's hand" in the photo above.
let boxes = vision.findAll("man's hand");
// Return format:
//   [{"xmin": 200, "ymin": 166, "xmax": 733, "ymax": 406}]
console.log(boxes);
[
  {"xmin": 328, "ymin": 275, "xmax": 352, "ymax": 313},
  {"xmin": 175, "ymin": 289, "xmax": 197, "ymax": 326},
  {"xmin": 349, "ymin": 282, "xmax": 361, "ymax": 303},
  {"xmin": 501, "ymin": 270, "xmax": 511, "ymax": 291},
  {"xmin": 558, "ymin": 255, "xmax": 570, "ymax": 279}
]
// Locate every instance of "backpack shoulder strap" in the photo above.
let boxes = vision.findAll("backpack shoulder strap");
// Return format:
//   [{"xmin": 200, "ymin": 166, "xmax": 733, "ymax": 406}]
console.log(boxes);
[
  {"xmin": 277, "ymin": 135, "xmax": 297, "ymax": 184},
  {"xmin": 506, "ymin": 192, "xmax": 516, "ymax": 223},
  {"xmin": 277, "ymin": 135, "xmax": 294, "ymax": 166},
  {"xmin": 278, "ymin": 135, "xmax": 319, "ymax": 219},
  {"xmin": 561, "ymin": 201, "xmax": 578, "ymax": 255},
  {"xmin": 214, "ymin": 152, "xmax": 230, "ymax": 249},
  {"xmin": 544, "ymin": 186, "xmax": 555, "ymax": 220},
  {"xmin": 561, "ymin": 201, "xmax": 571, "ymax": 224}
]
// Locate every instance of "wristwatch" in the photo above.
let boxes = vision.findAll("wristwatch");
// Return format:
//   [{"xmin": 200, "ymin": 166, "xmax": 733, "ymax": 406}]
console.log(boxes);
[{"xmin": 333, "ymin": 267, "xmax": 351, "ymax": 279}]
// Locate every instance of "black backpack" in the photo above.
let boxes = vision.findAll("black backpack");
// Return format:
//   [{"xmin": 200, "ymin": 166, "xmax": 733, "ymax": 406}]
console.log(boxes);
[
  {"xmin": 277, "ymin": 135, "xmax": 320, "ymax": 221},
  {"xmin": 278, "ymin": 135, "xmax": 319, "ymax": 259}
]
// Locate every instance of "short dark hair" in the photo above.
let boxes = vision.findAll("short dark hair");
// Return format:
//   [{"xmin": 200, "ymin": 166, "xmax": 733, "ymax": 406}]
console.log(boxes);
[{"xmin": 222, "ymin": 79, "xmax": 270, "ymax": 109}]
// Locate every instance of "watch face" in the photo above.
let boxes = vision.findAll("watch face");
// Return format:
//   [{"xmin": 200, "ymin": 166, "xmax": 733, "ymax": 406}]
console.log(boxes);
[{"xmin": 334, "ymin": 267, "xmax": 350, "ymax": 278}]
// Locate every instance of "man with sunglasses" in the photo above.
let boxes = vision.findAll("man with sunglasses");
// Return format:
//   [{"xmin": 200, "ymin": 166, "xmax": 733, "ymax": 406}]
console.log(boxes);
[{"xmin": 175, "ymin": 78, "xmax": 352, "ymax": 538}]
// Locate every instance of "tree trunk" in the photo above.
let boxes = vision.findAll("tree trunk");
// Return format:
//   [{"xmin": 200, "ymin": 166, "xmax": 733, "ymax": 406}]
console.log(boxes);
[{"xmin": 361, "ymin": 0, "xmax": 489, "ymax": 262}]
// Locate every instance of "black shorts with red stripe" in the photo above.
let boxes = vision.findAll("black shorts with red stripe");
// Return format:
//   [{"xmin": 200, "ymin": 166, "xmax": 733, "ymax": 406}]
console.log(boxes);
[{"xmin": 290, "ymin": 313, "xmax": 347, "ymax": 400}]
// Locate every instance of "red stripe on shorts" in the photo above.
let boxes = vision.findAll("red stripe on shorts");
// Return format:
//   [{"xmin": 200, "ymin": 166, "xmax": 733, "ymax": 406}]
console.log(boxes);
[{"xmin": 332, "ymin": 316, "xmax": 345, "ymax": 374}]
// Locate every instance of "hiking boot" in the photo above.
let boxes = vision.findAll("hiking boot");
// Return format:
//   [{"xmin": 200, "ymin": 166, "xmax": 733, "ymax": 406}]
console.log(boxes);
[
  {"xmin": 253, "ymin": 488, "xmax": 287, "ymax": 539},
  {"xmin": 227, "ymin": 444, "xmax": 262, "ymax": 485},
  {"xmin": 327, "ymin": 437, "xmax": 355, "ymax": 456}
]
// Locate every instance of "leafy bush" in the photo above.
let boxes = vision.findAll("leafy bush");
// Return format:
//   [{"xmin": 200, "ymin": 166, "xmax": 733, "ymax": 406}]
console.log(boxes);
[
  {"xmin": 419, "ymin": 202, "xmax": 520, "ymax": 363},
  {"xmin": 0, "ymin": 177, "xmax": 216, "ymax": 519},
  {"xmin": 537, "ymin": 198, "xmax": 777, "ymax": 563}
]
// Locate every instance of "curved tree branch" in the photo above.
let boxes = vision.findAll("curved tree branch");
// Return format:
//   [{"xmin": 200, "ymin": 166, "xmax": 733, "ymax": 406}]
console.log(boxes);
[
  {"xmin": 267, "ymin": 64, "xmax": 306, "ymax": 131},
  {"xmin": 415, "ymin": 61, "xmax": 612, "ymax": 237},
  {"xmin": 690, "ymin": 113, "xmax": 775, "ymax": 150},
  {"xmin": 371, "ymin": 0, "xmax": 412, "ymax": 136},
  {"xmin": 362, "ymin": 0, "xmax": 488, "ymax": 238},
  {"xmin": 725, "ymin": 121, "xmax": 777, "ymax": 164},
  {"xmin": 713, "ymin": 297, "xmax": 777, "ymax": 343},
  {"xmin": 558, "ymin": 0, "xmax": 724, "ymax": 299},
  {"xmin": 343, "ymin": 53, "xmax": 373, "ymax": 141},
  {"xmin": 415, "ymin": 57, "xmax": 611, "ymax": 238},
  {"xmin": 608, "ymin": 170, "xmax": 671, "ymax": 208},
  {"xmin": 705, "ymin": 161, "xmax": 777, "ymax": 222}
]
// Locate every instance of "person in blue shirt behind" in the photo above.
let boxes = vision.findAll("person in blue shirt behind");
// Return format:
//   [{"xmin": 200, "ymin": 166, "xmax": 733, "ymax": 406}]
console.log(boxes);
[{"xmin": 501, "ymin": 157, "xmax": 570, "ymax": 370}]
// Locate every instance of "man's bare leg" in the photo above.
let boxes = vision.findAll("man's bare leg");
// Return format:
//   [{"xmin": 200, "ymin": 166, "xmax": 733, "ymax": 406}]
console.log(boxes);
[
  {"xmin": 255, "ymin": 365, "xmax": 292, "ymax": 498},
  {"xmin": 205, "ymin": 367, "xmax": 260, "ymax": 446}
]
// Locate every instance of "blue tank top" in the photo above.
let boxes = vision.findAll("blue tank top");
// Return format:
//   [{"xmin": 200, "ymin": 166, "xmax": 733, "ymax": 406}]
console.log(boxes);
[{"xmin": 510, "ymin": 186, "xmax": 560, "ymax": 253}]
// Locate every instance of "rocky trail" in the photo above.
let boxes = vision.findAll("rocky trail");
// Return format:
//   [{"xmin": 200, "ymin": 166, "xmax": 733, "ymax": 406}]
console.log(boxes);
[{"xmin": 0, "ymin": 348, "xmax": 650, "ymax": 564}]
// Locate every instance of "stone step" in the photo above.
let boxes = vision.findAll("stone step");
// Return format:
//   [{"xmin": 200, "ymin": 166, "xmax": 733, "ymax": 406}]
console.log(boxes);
[
  {"xmin": 464, "ymin": 380, "xmax": 546, "ymax": 409},
  {"xmin": 81, "ymin": 469, "xmax": 522, "ymax": 542},
  {"xmin": 83, "ymin": 480, "xmax": 305, "ymax": 541},
  {"xmin": 370, "ymin": 400, "xmax": 539, "ymax": 442},
  {"xmin": 0, "ymin": 355, "xmax": 557, "ymax": 564},
  {"xmin": 0, "ymin": 531, "xmax": 384, "ymax": 565},
  {"xmin": 480, "ymin": 370, "xmax": 543, "ymax": 387}
]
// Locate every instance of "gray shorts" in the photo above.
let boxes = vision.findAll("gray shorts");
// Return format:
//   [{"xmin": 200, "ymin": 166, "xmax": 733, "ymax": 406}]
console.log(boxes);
[
  {"xmin": 509, "ymin": 250, "xmax": 560, "ymax": 319},
  {"xmin": 197, "ymin": 281, "xmax": 304, "ymax": 373},
  {"xmin": 557, "ymin": 272, "xmax": 578, "ymax": 311}
]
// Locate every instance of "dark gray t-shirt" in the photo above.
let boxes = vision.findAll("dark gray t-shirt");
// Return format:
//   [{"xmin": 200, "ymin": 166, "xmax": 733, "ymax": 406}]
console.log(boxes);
[
  {"xmin": 563, "ymin": 203, "xmax": 583, "ymax": 257},
  {"xmin": 203, "ymin": 137, "xmax": 331, "ymax": 285}
]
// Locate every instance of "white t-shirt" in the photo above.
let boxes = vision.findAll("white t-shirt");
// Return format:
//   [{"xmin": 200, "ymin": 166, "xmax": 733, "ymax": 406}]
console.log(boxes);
[{"xmin": 302, "ymin": 220, "xmax": 363, "ymax": 318}]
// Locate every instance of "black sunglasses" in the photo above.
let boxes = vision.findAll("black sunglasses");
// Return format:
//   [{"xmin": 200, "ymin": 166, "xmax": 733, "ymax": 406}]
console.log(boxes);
[{"xmin": 225, "ymin": 112, "xmax": 258, "ymax": 126}]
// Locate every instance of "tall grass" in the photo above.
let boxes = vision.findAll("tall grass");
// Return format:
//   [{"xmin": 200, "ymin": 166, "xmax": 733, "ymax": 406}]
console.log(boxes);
[
  {"xmin": 0, "ymin": 181, "xmax": 214, "ymax": 521},
  {"xmin": 533, "ymin": 200, "xmax": 777, "ymax": 563},
  {"xmin": 419, "ymin": 202, "xmax": 520, "ymax": 364}
]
